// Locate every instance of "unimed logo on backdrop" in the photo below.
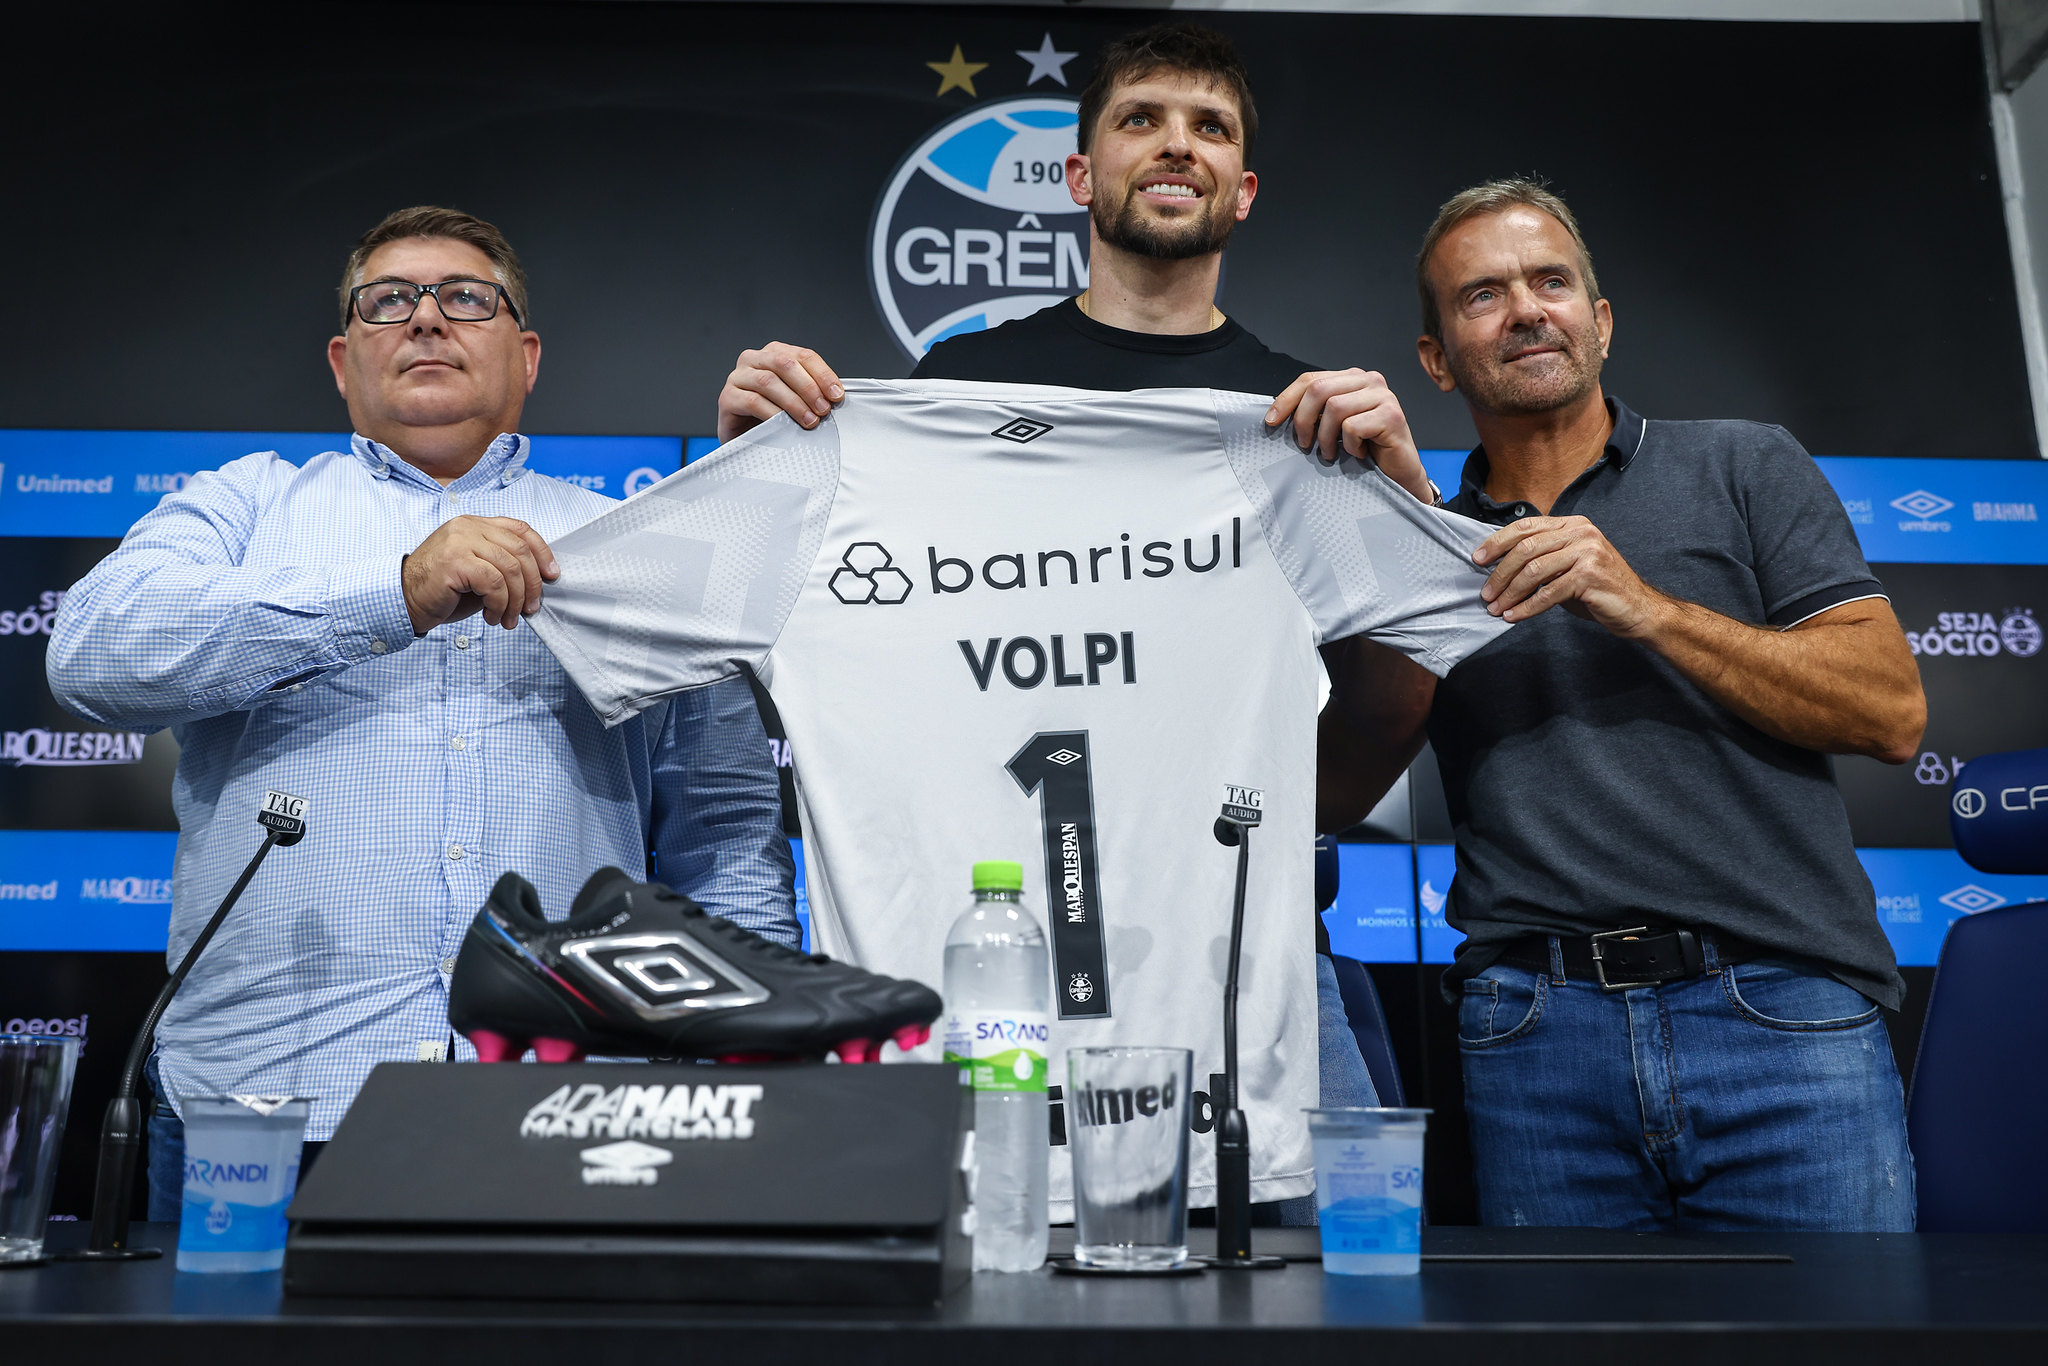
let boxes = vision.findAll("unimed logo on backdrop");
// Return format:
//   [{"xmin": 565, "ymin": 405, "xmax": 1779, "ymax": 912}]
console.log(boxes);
[{"xmin": 870, "ymin": 97, "xmax": 1087, "ymax": 359}]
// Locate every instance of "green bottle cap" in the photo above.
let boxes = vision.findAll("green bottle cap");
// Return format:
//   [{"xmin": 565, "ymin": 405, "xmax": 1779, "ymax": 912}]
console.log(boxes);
[{"xmin": 971, "ymin": 860, "xmax": 1024, "ymax": 892}]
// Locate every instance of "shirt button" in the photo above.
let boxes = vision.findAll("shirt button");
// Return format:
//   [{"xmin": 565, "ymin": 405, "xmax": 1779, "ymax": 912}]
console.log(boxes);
[
  {"xmin": 448, "ymin": 844, "xmax": 465, "ymax": 861},
  {"xmin": 445, "ymin": 490, "xmax": 459, "ymax": 504},
  {"xmin": 450, "ymin": 736, "xmax": 466, "ymax": 750},
  {"xmin": 439, "ymin": 957, "xmax": 457, "ymax": 974},
  {"xmin": 455, "ymin": 635, "xmax": 472, "ymax": 650},
  {"xmin": 370, "ymin": 640, "xmax": 388, "ymax": 654}
]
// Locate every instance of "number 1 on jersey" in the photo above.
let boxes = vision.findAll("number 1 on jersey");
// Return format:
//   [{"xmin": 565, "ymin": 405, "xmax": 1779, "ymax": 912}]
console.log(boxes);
[{"xmin": 1007, "ymin": 731, "xmax": 1112, "ymax": 1019}]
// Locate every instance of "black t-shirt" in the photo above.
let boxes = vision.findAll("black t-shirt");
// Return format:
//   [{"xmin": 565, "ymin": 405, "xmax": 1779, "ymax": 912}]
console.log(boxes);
[
  {"xmin": 912, "ymin": 297, "xmax": 1331, "ymax": 950},
  {"xmin": 911, "ymin": 297, "xmax": 1315, "ymax": 395},
  {"xmin": 1432, "ymin": 398, "xmax": 1903, "ymax": 1008}
]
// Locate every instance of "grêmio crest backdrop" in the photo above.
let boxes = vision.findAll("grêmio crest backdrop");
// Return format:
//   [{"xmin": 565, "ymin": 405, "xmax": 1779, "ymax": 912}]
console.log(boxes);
[{"xmin": 1, "ymin": 3, "xmax": 2044, "ymax": 1217}]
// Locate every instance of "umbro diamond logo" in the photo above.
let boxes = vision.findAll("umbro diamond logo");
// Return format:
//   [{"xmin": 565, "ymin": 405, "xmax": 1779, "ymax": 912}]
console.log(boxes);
[
  {"xmin": 993, "ymin": 417, "xmax": 1054, "ymax": 444},
  {"xmin": 1891, "ymin": 490, "xmax": 1954, "ymax": 519},
  {"xmin": 1939, "ymin": 884, "xmax": 2007, "ymax": 915},
  {"xmin": 829, "ymin": 542, "xmax": 913, "ymax": 605},
  {"xmin": 579, "ymin": 1140, "xmax": 673, "ymax": 1186},
  {"xmin": 1046, "ymin": 748, "xmax": 1082, "ymax": 766}
]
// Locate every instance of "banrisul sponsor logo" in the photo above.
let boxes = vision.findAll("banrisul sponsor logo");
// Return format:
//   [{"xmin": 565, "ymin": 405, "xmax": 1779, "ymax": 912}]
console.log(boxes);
[
  {"xmin": 929, "ymin": 518, "xmax": 1242, "ymax": 597},
  {"xmin": 521, "ymin": 1081, "xmax": 764, "ymax": 1142},
  {"xmin": 870, "ymin": 97, "xmax": 1087, "ymax": 360},
  {"xmin": 1904, "ymin": 608, "xmax": 2040, "ymax": 659}
]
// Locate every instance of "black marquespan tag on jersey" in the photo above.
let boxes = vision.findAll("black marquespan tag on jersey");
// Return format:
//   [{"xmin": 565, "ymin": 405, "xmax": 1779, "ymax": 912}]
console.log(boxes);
[{"xmin": 1007, "ymin": 730, "xmax": 1112, "ymax": 1019}]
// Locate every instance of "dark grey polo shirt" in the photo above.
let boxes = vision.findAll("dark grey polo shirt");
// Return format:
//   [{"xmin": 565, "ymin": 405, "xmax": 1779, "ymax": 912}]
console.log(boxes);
[{"xmin": 1433, "ymin": 397, "xmax": 1905, "ymax": 1009}]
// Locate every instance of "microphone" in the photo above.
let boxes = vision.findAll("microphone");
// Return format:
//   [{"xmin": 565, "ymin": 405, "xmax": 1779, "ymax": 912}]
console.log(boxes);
[
  {"xmin": 57, "ymin": 790, "xmax": 310, "ymax": 1262},
  {"xmin": 1206, "ymin": 786, "xmax": 1284, "ymax": 1271},
  {"xmin": 1950, "ymin": 748, "xmax": 2048, "ymax": 876}
]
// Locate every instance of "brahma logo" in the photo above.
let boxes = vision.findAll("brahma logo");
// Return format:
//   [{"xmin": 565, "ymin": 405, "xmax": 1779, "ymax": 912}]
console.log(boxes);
[{"xmin": 870, "ymin": 96, "xmax": 1087, "ymax": 359}]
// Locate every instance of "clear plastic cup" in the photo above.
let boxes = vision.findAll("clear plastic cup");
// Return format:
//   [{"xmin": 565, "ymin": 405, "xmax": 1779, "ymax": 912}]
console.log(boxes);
[
  {"xmin": 0, "ymin": 1036, "xmax": 79, "ymax": 1264},
  {"xmin": 1305, "ymin": 1107, "xmax": 1429, "ymax": 1275},
  {"xmin": 176, "ymin": 1096, "xmax": 310, "ymax": 1273}
]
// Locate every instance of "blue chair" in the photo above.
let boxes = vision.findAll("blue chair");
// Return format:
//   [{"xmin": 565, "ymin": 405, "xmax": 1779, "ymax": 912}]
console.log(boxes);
[
  {"xmin": 1314, "ymin": 833, "xmax": 1407, "ymax": 1107},
  {"xmin": 1907, "ymin": 900, "xmax": 2048, "ymax": 1232},
  {"xmin": 1328, "ymin": 953, "xmax": 1406, "ymax": 1108}
]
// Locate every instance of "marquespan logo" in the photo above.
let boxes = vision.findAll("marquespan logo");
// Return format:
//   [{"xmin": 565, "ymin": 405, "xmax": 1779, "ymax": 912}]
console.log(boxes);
[
  {"xmin": 870, "ymin": 96, "xmax": 1087, "ymax": 360},
  {"xmin": 829, "ymin": 542, "xmax": 913, "ymax": 605}
]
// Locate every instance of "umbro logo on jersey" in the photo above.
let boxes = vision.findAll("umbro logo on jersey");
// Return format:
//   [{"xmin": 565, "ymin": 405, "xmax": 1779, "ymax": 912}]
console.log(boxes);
[
  {"xmin": 829, "ymin": 542, "xmax": 914, "ymax": 604},
  {"xmin": 993, "ymin": 417, "xmax": 1054, "ymax": 444},
  {"xmin": 1046, "ymin": 749, "xmax": 1081, "ymax": 766}
]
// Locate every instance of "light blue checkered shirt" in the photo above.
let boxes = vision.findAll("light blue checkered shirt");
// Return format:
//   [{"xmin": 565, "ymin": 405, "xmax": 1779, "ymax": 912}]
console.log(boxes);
[{"xmin": 48, "ymin": 433, "xmax": 796, "ymax": 1139}]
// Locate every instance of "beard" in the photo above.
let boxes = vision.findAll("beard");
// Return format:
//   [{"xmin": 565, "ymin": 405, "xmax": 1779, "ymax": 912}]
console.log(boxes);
[
  {"xmin": 1444, "ymin": 315, "xmax": 1605, "ymax": 417},
  {"xmin": 1092, "ymin": 183, "xmax": 1237, "ymax": 261}
]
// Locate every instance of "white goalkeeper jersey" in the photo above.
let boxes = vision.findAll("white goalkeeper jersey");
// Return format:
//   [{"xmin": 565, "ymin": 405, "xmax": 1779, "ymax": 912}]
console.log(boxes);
[{"xmin": 530, "ymin": 379, "xmax": 1507, "ymax": 1213}]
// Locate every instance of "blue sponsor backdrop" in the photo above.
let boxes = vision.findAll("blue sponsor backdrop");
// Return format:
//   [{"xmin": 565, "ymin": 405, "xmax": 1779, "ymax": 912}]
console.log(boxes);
[
  {"xmin": 1317, "ymin": 842, "xmax": 2048, "ymax": 968},
  {"xmin": 0, "ymin": 430, "xmax": 683, "ymax": 536},
  {"xmin": 6, "ymin": 430, "xmax": 2041, "ymax": 559},
  {"xmin": 12, "ymin": 826, "xmax": 2043, "ymax": 970},
  {"xmin": 1415, "ymin": 451, "xmax": 2048, "ymax": 564},
  {"xmin": 1, "ymin": 431, "xmax": 2041, "ymax": 970}
]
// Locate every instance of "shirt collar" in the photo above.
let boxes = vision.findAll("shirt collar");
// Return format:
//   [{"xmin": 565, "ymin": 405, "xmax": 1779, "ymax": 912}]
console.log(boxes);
[
  {"xmin": 1456, "ymin": 396, "xmax": 1645, "ymax": 507},
  {"xmin": 350, "ymin": 431, "xmax": 531, "ymax": 488}
]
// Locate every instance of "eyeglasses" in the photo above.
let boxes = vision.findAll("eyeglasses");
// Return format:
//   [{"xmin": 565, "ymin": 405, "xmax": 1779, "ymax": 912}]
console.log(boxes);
[{"xmin": 349, "ymin": 277, "xmax": 523, "ymax": 326}]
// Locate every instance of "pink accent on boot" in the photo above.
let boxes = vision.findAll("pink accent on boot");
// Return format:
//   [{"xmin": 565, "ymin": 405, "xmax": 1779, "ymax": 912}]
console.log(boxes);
[
  {"xmin": 892, "ymin": 1023, "xmax": 931, "ymax": 1051},
  {"xmin": 468, "ymin": 1029, "xmax": 528, "ymax": 1062},
  {"xmin": 532, "ymin": 1037, "xmax": 586, "ymax": 1063},
  {"xmin": 836, "ymin": 1038, "xmax": 875, "ymax": 1064}
]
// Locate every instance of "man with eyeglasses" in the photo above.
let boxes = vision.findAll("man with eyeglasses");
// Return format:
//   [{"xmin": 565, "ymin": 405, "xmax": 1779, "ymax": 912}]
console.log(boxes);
[{"xmin": 48, "ymin": 205, "xmax": 796, "ymax": 1217}]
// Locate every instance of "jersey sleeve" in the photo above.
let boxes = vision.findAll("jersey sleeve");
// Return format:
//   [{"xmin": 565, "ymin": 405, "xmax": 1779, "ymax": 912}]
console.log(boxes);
[
  {"xmin": 528, "ymin": 415, "xmax": 841, "ymax": 725},
  {"xmin": 1212, "ymin": 390, "xmax": 1510, "ymax": 676}
]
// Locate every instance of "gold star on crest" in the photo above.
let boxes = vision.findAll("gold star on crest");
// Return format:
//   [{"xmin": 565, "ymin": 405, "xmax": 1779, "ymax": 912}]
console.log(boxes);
[{"xmin": 927, "ymin": 44, "xmax": 988, "ymax": 98}]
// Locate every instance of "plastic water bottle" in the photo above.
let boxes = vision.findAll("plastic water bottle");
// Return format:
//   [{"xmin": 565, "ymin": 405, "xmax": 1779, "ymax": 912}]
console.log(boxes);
[{"xmin": 943, "ymin": 860, "xmax": 1051, "ymax": 1272}]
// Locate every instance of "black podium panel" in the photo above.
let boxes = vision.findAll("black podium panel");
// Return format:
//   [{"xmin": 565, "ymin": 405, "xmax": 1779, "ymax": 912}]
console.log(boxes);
[{"xmin": 284, "ymin": 1061, "xmax": 971, "ymax": 1305}]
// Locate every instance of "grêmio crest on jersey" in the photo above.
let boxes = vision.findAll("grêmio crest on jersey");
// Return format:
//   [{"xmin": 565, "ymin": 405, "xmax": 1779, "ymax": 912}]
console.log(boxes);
[{"xmin": 868, "ymin": 97, "xmax": 1089, "ymax": 361}]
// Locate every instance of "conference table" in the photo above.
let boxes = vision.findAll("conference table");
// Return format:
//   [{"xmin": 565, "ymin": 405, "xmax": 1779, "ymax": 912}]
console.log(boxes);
[{"xmin": 5, "ymin": 1223, "xmax": 2042, "ymax": 1364}]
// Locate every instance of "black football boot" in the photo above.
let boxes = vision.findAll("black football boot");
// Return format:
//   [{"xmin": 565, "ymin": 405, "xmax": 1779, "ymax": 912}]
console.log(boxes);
[{"xmin": 447, "ymin": 867, "xmax": 940, "ymax": 1063}]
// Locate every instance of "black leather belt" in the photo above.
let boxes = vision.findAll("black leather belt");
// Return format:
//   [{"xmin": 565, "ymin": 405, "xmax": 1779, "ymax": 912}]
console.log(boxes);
[{"xmin": 1498, "ymin": 924, "xmax": 1765, "ymax": 991}]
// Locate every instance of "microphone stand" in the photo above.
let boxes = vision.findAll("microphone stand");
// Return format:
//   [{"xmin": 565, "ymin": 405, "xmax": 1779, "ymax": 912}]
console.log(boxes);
[
  {"xmin": 1207, "ymin": 810, "xmax": 1285, "ymax": 1271},
  {"xmin": 59, "ymin": 796, "xmax": 307, "ymax": 1261}
]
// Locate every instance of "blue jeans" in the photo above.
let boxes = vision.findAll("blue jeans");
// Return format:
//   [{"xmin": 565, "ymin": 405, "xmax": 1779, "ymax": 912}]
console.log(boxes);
[{"xmin": 1457, "ymin": 943, "xmax": 1914, "ymax": 1231}]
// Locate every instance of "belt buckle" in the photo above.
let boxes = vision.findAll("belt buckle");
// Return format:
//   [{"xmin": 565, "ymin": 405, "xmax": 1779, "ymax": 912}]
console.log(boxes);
[{"xmin": 1589, "ymin": 926, "xmax": 1654, "ymax": 992}]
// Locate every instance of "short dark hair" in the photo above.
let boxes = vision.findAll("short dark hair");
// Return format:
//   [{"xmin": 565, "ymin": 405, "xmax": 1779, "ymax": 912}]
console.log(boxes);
[
  {"xmin": 1416, "ymin": 178, "xmax": 1601, "ymax": 338},
  {"xmin": 1075, "ymin": 22, "xmax": 1258, "ymax": 168},
  {"xmin": 339, "ymin": 205, "xmax": 530, "ymax": 331}
]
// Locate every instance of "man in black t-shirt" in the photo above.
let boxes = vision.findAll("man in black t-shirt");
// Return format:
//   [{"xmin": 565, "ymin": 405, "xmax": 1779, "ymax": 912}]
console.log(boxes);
[
  {"xmin": 1321, "ymin": 180, "xmax": 1926, "ymax": 1231},
  {"xmin": 717, "ymin": 23, "xmax": 1435, "ymax": 1223}
]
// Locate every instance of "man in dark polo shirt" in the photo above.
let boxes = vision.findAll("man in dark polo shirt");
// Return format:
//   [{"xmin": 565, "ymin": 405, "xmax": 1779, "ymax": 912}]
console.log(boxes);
[{"xmin": 1321, "ymin": 179, "xmax": 1926, "ymax": 1230}]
